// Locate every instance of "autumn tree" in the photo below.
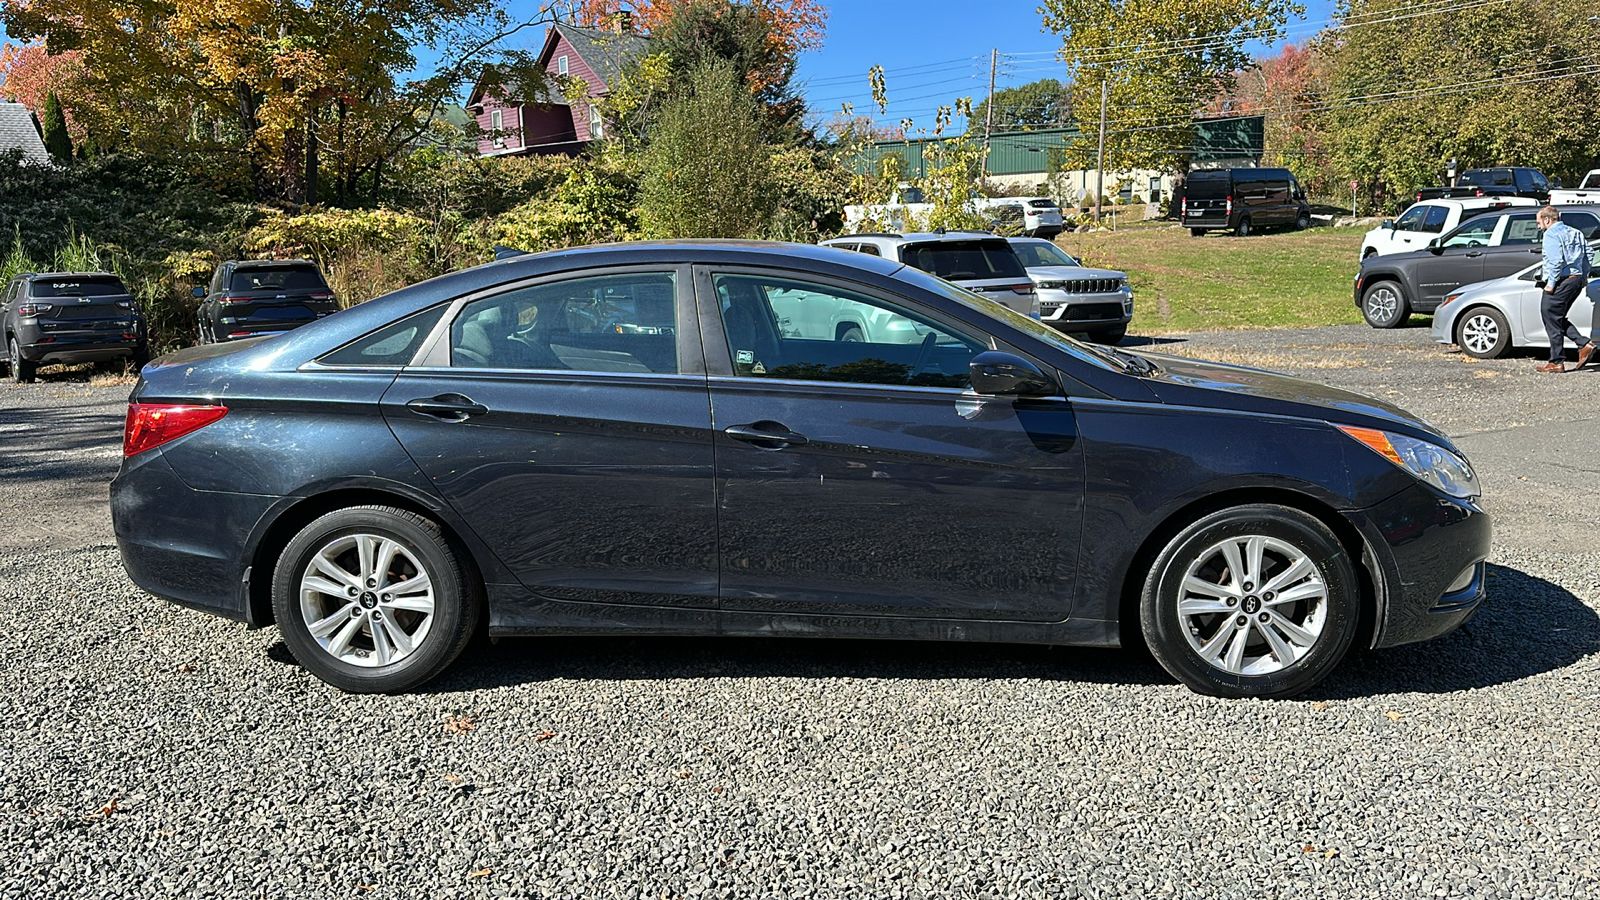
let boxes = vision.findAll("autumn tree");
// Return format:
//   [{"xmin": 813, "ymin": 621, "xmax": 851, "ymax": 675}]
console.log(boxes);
[
  {"xmin": 1038, "ymin": 0, "xmax": 1303, "ymax": 183},
  {"xmin": 1207, "ymin": 43, "xmax": 1331, "ymax": 193},
  {"xmin": 1317, "ymin": 0, "xmax": 1600, "ymax": 212},
  {"xmin": 573, "ymin": 0, "xmax": 825, "ymax": 63},
  {"xmin": 0, "ymin": 42, "xmax": 87, "ymax": 143},
  {"xmin": 1, "ymin": 0, "xmax": 561, "ymax": 203},
  {"xmin": 970, "ymin": 78, "xmax": 1073, "ymax": 133}
]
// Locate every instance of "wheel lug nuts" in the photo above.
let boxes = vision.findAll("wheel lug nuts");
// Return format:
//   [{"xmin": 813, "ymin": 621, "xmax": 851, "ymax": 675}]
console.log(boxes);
[
  {"xmin": 347, "ymin": 587, "xmax": 358, "ymax": 596},
  {"xmin": 1236, "ymin": 615, "xmax": 1248, "ymax": 626},
  {"xmin": 381, "ymin": 594, "xmax": 392, "ymax": 602},
  {"xmin": 1264, "ymin": 591, "xmax": 1275, "ymax": 601},
  {"xmin": 351, "ymin": 608, "xmax": 361, "ymax": 618},
  {"xmin": 373, "ymin": 611, "xmax": 382, "ymax": 620},
  {"xmin": 1259, "ymin": 613, "xmax": 1270, "ymax": 623},
  {"xmin": 366, "ymin": 578, "xmax": 377, "ymax": 588},
  {"xmin": 1242, "ymin": 582, "xmax": 1253, "ymax": 592},
  {"xmin": 1226, "ymin": 598, "xmax": 1237, "ymax": 607}
]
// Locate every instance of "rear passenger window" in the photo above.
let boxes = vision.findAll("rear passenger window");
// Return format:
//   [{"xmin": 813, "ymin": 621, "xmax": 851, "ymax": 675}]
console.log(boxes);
[
  {"xmin": 320, "ymin": 306, "xmax": 446, "ymax": 367},
  {"xmin": 1564, "ymin": 213, "xmax": 1600, "ymax": 239},
  {"xmin": 1503, "ymin": 218, "xmax": 1543, "ymax": 245},
  {"xmin": 855, "ymin": 243, "xmax": 881, "ymax": 257},
  {"xmin": 449, "ymin": 273, "xmax": 679, "ymax": 373}
]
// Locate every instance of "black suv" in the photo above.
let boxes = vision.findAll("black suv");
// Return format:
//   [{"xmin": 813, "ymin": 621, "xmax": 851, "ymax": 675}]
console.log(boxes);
[
  {"xmin": 195, "ymin": 259, "xmax": 338, "ymax": 344},
  {"xmin": 1, "ymin": 272, "xmax": 147, "ymax": 383}
]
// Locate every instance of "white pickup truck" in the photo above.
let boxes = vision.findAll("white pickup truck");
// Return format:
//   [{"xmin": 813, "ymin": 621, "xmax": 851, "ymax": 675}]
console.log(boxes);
[
  {"xmin": 1550, "ymin": 170, "xmax": 1600, "ymax": 205},
  {"xmin": 1360, "ymin": 196, "xmax": 1538, "ymax": 259}
]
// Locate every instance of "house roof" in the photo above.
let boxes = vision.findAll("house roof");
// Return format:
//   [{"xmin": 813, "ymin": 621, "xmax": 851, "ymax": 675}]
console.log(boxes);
[
  {"xmin": 546, "ymin": 23, "xmax": 653, "ymax": 90},
  {"xmin": 0, "ymin": 102, "xmax": 51, "ymax": 165}
]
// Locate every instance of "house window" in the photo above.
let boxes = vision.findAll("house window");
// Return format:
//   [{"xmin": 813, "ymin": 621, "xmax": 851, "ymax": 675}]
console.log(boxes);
[
  {"xmin": 558, "ymin": 55, "xmax": 569, "ymax": 76},
  {"xmin": 589, "ymin": 103, "xmax": 603, "ymax": 139},
  {"xmin": 490, "ymin": 108, "xmax": 503, "ymax": 147}
]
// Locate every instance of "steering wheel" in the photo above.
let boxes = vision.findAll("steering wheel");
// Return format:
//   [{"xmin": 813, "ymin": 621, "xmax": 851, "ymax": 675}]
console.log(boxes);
[
  {"xmin": 908, "ymin": 331, "xmax": 938, "ymax": 380},
  {"xmin": 1466, "ymin": 240, "xmax": 1484, "ymax": 247}
]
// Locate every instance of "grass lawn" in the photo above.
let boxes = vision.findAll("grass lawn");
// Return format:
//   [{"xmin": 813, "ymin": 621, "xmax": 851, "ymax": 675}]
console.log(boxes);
[{"xmin": 1060, "ymin": 225, "xmax": 1368, "ymax": 334}]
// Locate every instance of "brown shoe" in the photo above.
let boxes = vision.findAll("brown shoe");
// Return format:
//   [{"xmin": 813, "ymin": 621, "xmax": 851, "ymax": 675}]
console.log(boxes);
[
  {"xmin": 1578, "ymin": 343, "xmax": 1598, "ymax": 369},
  {"xmin": 1536, "ymin": 361, "xmax": 1567, "ymax": 373}
]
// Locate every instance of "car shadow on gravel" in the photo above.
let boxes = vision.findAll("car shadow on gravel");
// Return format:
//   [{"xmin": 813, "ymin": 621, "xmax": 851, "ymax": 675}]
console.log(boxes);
[{"xmin": 1307, "ymin": 563, "xmax": 1600, "ymax": 699}]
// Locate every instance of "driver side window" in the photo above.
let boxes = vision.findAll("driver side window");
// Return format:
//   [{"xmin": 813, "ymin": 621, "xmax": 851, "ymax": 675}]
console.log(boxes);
[
  {"xmin": 449, "ymin": 272, "xmax": 679, "ymax": 373},
  {"xmin": 1393, "ymin": 206, "xmax": 1427, "ymax": 231}
]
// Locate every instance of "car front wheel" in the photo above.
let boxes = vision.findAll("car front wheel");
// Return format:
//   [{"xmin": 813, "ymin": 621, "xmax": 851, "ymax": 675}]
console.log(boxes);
[
  {"xmin": 1236, "ymin": 217, "xmax": 1252, "ymax": 237},
  {"xmin": 272, "ymin": 505, "xmax": 482, "ymax": 693},
  {"xmin": 1455, "ymin": 306, "xmax": 1511, "ymax": 359},
  {"xmin": 1140, "ymin": 504, "xmax": 1360, "ymax": 699},
  {"xmin": 1362, "ymin": 281, "xmax": 1410, "ymax": 328}
]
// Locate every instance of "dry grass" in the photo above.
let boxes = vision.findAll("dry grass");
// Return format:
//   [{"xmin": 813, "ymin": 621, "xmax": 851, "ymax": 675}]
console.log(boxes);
[{"xmin": 1156, "ymin": 344, "xmax": 1370, "ymax": 370}]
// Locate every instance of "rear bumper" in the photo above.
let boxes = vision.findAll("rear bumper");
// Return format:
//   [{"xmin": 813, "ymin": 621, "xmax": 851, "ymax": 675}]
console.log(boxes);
[
  {"xmin": 111, "ymin": 449, "xmax": 276, "ymax": 622},
  {"xmin": 15, "ymin": 325, "xmax": 143, "ymax": 364},
  {"xmin": 1343, "ymin": 482, "xmax": 1492, "ymax": 649}
]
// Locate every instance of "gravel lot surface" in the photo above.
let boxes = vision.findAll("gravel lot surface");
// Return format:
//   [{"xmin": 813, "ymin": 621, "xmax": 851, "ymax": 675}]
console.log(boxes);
[{"xmin": 3, "ymin": 325, "xmax": 1598, "ymax": 899}]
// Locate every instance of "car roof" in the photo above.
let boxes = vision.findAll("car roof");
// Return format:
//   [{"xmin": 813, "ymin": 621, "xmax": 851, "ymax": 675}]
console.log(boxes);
[
  {"xmin": 826, "ymin": 231, "xmax": 1004, "ymax": 244},
  {"xmin": 224, "ymin": 259, "xmax": 320, "ymax": 269},
  {"xmin": 23, "ymin": 271, "xmax": 121, "ymax": 280}
]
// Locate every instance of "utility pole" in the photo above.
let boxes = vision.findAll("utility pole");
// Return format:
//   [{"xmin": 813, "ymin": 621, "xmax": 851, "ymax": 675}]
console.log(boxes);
[
  {"xmin": 982, "ymin": 48, "xmax": 997, "ymax": 177},
  {"xmin": 1095, "ymin": 78, "xmax": 1107, "ymax": 226}
]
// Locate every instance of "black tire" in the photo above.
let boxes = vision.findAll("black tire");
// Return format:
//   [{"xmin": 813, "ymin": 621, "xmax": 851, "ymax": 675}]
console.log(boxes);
[
  {"xmin": 1089, "ymin": 324, "xmax": 1128, "ymax": 345},
  {"xmin": 838, "ymin": 325, "xmax": 864, "ymax": 343},
  {"xmin": 9, "ymin": 337, "xmax": 36, "ymax": 384},
  {"xmin": 272, "ymin": 505, "xmax": 482, "ymax": 693},
  {"xmin": 131, "ymin": 344, "xmax": 151, "ymax": 369},
  {"xmin": 1455, "ymin": 306, "xmax": 1511, "ymax": 359},
  {"xmin": 1295, "ymin": 212, "xmax": 1311, "ymax": 231},
  {"xmin": 1188, "ymin": 228, "xmax": 1207, "ymax": 237},
  {"xmin": 1236, "ymin": 217, "xmax": 1252, "ymax": 237},
  {"xmin": 1361, "ymin": 280, "xmax": 1410, "ymax": 329},
  {"xmin": 1140, "ymin": 504, "xmax": 1360, "ymax": 699}
]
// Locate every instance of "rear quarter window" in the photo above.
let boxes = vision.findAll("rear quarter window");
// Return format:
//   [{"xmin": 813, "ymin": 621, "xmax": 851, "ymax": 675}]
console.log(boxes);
[
  {"xmin": 900, "ymin": 241, "xmax": 1027, "ymax": 280},
  {"xmin": 319, "ymin": 306, "xmax": 446, "ymax": 367}
]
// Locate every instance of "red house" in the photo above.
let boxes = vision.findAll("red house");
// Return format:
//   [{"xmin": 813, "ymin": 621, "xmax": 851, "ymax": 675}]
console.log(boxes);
[{"xmin": 466, "ymin": 21, "xmax": 652, "ymax": 157}]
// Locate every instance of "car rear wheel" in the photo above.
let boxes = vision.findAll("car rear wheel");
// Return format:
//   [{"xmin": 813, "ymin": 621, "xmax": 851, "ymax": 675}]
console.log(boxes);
[
  {"xmin": 9, "ymin": 338, "xmax": 35, "ymax": 384},
  {"xmin": 1140, "ymin": 504, "xmax": 1360, "ymax": 699},
  {"xmin": 1236, "ymin": 217, "xmax": 1252, "ymax": 237},
  {"xmin": 1361, "ymin": 281, "xmax": 1410, "ymax": 328},
  {"xmin": 1188, "ymin": 228, "xmax": 1207, "ymax": 237},
  {"xmin": 272, "ymin": 505, "xmax": 482, "ymax": 693},
  {"xmin": 1456, "ymin": 306, "xmax": 1511, "ymax": 359},
  {"xmin": 1088, "ymin": 325, "xmax": 1127, "ymax": 345}
]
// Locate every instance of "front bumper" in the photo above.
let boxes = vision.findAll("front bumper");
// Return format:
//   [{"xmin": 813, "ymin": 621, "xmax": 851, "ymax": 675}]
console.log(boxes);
[
  {"xmin": 1038, "ymin": 289, "xmax": 1133, "ymax": 329},
  {"xmin": 1344, "ymin": 481, "xmax": 1492, "ymax": 649}
]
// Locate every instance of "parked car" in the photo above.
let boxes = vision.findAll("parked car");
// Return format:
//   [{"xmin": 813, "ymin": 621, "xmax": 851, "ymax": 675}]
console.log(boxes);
[
  {"xmin": 1549, "ymin": 169, "xmax": 1600, "ymax": 206},
  {"xmin": 1, "ymin": 271, "xmax": 147, "ymax": 383},
  {"xmin": 1430, "ymin": 243, "xmax": 1600, "ymax": 358},
  {"xmin": 111, "ymin": 241, "xmax": 1489, "ymax": 700},
  {"xmin": 977, "ymin": 197, "xmax": 1066, "ymax": 238},
  {"xmin": 819, "ymin": 232, "xmax": 1039, "ymax": 317},
  {"xmin": 1355, "ymin": 205, "xmax": 1600, "ymax": 327},
  {"xmin": 1006, "ymin": 236, "xmax": 1132, "ymax": 344},
  {"xmin": 1416, "ymin": 167, "xmax": 1554, "ymax": 203},
  {"xmin": 1180, "ymin": 167, "xmax": 1310, "ymax": 237},
  {"xmin": 195, "ymin": 259, "xmax": 338, "ymax": 344},
  {"xmin": 1360, "ymin": 197, "xmax": 1538, "ymax": 259}
]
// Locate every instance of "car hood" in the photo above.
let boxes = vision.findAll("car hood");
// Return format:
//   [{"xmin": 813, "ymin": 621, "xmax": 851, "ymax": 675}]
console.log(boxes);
[
  {"xmin": 1137, "ymin": 352, "xmax": 1445, "ymax": 441},
  {"xmin": 1025, "ymin": 265, "xmax": 1126, "ymax": 280}
]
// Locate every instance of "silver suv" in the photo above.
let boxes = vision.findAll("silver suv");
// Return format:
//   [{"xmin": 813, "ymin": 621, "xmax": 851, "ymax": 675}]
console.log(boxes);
[
  {"xmin": 819, "ymin": 232, "xmax": 1040, "ymax": 319},
  {"xmin": 1006, "ymin": 237, "xmax": 1133, "ymax": 344}
]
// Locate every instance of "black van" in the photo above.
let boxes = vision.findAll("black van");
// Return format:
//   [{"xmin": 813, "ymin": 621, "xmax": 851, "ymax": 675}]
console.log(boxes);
[{"xmin": 1181, "ymin": 167, "xmax": 1311, "ymax": 237}]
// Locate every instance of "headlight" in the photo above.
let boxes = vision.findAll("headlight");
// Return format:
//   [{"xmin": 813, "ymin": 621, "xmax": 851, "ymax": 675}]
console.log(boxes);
[
  {"xmin": 1036, "ymin": 280, "xmax": 1062, "ymax": 290},
  {"xmin": 1337, "ymin": 425, "xmax": 1479, "ymax": 499},
  {"xmin": 1440, "ymin": 292, "xmax": 1463, "ymax": 308}
]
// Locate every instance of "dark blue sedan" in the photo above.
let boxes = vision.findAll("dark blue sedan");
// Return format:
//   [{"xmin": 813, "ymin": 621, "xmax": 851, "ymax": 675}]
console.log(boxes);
[{"xmin": 110, "ymin": 242, "xmax": 1490, "ymax": 698}]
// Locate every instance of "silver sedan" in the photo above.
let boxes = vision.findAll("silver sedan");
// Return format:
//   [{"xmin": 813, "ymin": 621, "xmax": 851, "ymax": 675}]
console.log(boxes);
[{"xmin": 1431, "ymin": 244, "xmax": 1600, "ymax": 359}]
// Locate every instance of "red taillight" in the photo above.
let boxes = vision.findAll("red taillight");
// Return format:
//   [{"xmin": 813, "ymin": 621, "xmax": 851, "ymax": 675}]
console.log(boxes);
[
  {"xmin": 1225, "ymin": 195, "xmax": 1233, "ymax": 215},
  {"xmin": 1475, "ymin": 189, "xmax": 1485, "ymax": 197},
  {"xmin": 16, "ymin": 302, "xmax": 52, "ymax": 315},
  {"xmin": 1181, "ymin": 197, "xmax": 1188, "ymax": 216},
  {"xmin": 1416, "ymin": 192, "xmax": 1423, "ymax": 202},
  {"xmin": 123, "ymin": 403, "xmax": 228, "ymax": 457},
  {"xmin": 1008, "ymin": 284, "xmax": 1034, "ymax": 295},
  {"xmin": 309, "ymin": 292, "xmax": 334, "ymax": 301},
  {"xmin": 218, "ymin": 295, "xmax": 249, "ymax": 305}
]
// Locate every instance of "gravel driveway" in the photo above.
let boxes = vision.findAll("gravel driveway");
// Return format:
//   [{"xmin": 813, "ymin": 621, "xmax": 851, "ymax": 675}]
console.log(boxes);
[{"xmin": 3, "ymin": 325, "xmax": 1597, "ymax": 900}]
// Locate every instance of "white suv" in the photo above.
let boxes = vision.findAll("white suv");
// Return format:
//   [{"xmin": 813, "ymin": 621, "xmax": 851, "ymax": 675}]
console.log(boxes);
[
  {"xmin": 1006, "ymin": 237, "xmax": 1133, "ymax": 344},
  {"xmin": 977, "ymin": 197, "xmax": 1067, "ymax": 238},
  {"xmin": 820, "ymin": 232, "xmax": 1040, "ymax": 318}
]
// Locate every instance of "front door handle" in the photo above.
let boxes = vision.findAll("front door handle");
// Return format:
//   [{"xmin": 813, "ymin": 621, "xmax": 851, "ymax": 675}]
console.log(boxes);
[
  {"xmin": 406, "ymin": 394, "xmax": 489, "ymax": 422},
  {"xmin": 724, "ymin": 422, "xmax": 809, "ymax": 449},
  {"xmin": 1465, "ymin": 251, "xmax": 1483, "ymax": 258}
]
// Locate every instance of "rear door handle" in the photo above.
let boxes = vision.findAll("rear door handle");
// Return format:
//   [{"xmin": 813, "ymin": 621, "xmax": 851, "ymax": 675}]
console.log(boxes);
[
  {"xmin": 406, "ymin": 394, "xmax": 489, "ymax": 422},
  {"xmin": 724, "ymin": 422, "xmax": 809, "ymax": 449}
]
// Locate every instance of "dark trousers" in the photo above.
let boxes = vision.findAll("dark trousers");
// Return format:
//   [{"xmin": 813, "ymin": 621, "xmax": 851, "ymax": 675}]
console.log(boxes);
[{"xmin": 1542, "ymin": 275, "xmax": 1591, "ymax": 362}]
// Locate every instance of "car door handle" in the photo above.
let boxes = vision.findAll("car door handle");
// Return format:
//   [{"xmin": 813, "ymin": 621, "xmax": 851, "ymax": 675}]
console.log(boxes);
[
  {"xmin": 1465, "ymin": 251, "xmax": 1483, "ymax": 258},
  {"xmin": 406, "ymin": 394, "xmax": 489, "ymax": 422},
  {"xmin": 724, "ymin": 422, "xmax": 809, "ymax": 448}
]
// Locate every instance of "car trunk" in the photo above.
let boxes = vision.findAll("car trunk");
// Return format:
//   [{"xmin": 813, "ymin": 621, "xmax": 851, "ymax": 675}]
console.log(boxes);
[
  {"xmin": 1183, "ymin": 172, "xmax": 1232, "ymax": 222},
  {"xmin": 218, "ymin": 268, "xmax": 336, "ymax": 339}
]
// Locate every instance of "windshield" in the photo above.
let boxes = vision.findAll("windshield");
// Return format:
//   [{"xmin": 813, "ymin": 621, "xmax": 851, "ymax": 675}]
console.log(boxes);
[
  {"xmin": 1010, "ymin": 241, "xmax": 1080, "ymax": 268},
  {"xmin": 230, "ymin": 266, "xmax": 328, "ymax": 292},
  {"xmin": 888, "ymin": 264, "xmax": 1126, "ymax": 373},
  {"xmin": 900, "ymin": 240, "xmax": 1027, "ymax": 281},
  {"xmin": 32, "ymin": 277, "xmax": 127, "ymax": 297}
]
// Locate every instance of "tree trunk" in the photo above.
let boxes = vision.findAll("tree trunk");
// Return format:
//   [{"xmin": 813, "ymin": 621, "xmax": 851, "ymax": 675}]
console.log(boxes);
[{"xmin": 305, "ymin": 108, "xmax": 319, "ymax": 207}]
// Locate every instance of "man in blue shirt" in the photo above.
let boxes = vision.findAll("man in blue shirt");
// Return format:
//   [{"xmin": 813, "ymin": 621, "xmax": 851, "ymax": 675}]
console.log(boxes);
[{"xmin": 1536, "ymin": 206, "xmax": 1596, "ymax": 373}]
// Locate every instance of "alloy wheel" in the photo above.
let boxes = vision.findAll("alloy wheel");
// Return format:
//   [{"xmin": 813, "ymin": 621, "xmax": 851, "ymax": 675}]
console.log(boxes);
[
  {"xmin": 1460, "ymin": 313, "xmax": 1501, "ymax": 356},
  {"xmin": 1176, "ymin": 534, "xmax": 1328, "ymax": 676},
  {"xmin": 298, "ymin": 533, "xmax": 436, "ymax": 668},
  {"xmin": 1365, "ymin": 287, "xmax": 1400, "ymax": 325}
]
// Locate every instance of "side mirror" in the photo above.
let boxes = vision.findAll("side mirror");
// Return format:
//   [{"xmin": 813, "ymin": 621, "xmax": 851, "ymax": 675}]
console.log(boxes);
[
  {"xmin": 192, "ymin": 286, "xmax": 206, "ymax": 299},
  {"xmin": 1428, "ymin": 238, "xmax": 1443, "ymax": 252},
  {"xmin": 1381, "ymin": 219, "xmax": 1395, "ymax": 230},
  {"xmin": 969, "ymin": 351, "xmax": 1057, "ymax": 396}
]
